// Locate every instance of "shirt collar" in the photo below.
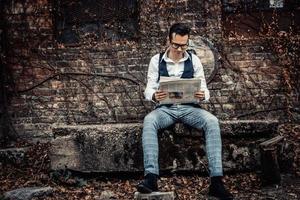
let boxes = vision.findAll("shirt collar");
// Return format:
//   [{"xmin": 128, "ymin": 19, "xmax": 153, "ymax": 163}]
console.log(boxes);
[{"xmin": 161, "ymin": 48, "xmax": 191, "ymax": 63}]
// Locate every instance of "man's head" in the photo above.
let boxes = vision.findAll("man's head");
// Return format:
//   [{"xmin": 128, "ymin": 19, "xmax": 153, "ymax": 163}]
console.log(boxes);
[
  {"xmin": 169, "ymin": 23, "xmax": 190, "ymax": 42},
  {"xmin": 168, "ymin": 23, "xmax": 190, "ymax": 55}
]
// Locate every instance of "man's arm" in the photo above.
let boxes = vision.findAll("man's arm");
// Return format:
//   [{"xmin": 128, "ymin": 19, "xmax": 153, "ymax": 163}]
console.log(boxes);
[
  {"xmin": 192, "ymin": 54, "xmax": 210, "ymax": 102},
  {"xmin": 144, "ymin": 54, "xmax": 163, "ymax": 102}
]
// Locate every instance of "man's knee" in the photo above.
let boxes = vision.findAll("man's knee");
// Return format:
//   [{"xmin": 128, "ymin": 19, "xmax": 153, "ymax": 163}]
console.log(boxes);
[
  {"xmin": 205, "ymin": 114, "xmax": 219, "ymax": 127},
  {"xmin": 143, "ymin": 113, "xmax": 158, "ymax": 126}
]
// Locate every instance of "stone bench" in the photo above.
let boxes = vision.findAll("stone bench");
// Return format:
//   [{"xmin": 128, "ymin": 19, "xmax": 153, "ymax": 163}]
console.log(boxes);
[{"xmin": 49, "ymin": 120, "xmax": 280, "ymax": 174}]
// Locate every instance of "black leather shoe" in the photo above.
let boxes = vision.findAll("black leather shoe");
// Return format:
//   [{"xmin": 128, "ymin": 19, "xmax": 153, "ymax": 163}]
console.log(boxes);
[
  {"xmin": 208, "ymin": 176, "xmax": 234, "ymax": 200},
  {"xmin": 137, "ymin": 173, "xmax": 158, "ymax": 193}
]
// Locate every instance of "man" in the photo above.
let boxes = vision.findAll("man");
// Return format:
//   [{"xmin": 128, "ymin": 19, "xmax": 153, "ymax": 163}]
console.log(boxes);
[{"xmin": 137, "ymin": 23, "xmax": 233, "ymax": 200}]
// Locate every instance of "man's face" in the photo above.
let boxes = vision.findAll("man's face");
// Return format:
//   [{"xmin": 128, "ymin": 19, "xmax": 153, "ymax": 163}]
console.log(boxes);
[{"xmin": 169, "ymin": 33, "xmax": 189, "ymax": 56}]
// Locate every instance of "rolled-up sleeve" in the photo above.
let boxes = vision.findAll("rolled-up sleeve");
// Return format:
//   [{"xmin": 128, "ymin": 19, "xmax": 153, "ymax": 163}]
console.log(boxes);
[
  {"xmin": 144, "ymin": 54, "xmax": 160, "ymax": 101},
  {"xmin": 192, "ymin": 54, "xmax": 210, "ymax": 102}
]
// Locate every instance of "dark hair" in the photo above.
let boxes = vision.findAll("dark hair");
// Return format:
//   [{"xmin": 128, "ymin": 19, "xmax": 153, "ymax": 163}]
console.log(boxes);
[{"xmin": 169, "ymin": 23, "xmax": 190, "ymax": 41}]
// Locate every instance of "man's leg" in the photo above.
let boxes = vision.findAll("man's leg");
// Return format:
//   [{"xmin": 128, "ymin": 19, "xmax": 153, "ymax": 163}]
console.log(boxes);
[
  {"xmin": 180, "ymin": 106, "xmax": 222, "ymax": 176},
  {"xmin": 138, "ymin": 106, "xmax": 176, "ymax": 193},
  {"xmin": 180, "ymin": 106, "xmax": 233, "ymax": 199}
]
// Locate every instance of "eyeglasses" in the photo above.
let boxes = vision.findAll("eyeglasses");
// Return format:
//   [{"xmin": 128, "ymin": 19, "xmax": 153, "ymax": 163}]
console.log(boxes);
[{"xmin": 171, "ymin": 42, "xmax": 189, "ymax": 49}]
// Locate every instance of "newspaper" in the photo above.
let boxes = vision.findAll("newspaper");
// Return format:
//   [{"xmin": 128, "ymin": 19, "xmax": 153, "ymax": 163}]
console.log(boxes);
[{"xmin": 159, "ymin": 76, "xmax": 201, "ymax": 105}]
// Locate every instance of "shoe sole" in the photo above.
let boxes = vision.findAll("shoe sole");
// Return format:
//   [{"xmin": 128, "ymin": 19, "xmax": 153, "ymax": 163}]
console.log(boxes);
[{"xmin": 136, "ymin": 185, "xmax": 153, "ymax": 194}]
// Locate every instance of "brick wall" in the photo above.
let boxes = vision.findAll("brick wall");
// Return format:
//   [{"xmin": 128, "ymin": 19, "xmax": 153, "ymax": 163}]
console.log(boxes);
[{"xmin": 2, "ymin": 0, "xmax": 299, "ymax": 139}]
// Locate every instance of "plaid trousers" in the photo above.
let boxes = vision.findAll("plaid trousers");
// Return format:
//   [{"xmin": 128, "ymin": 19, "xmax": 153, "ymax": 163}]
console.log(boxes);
[{"xmin": 142, "ymin": 105, "xmax": 223, "ymax": 177}]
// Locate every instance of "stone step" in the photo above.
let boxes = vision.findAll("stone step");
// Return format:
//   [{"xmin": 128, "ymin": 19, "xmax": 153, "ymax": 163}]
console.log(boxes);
[
  {"xmin": 50, "ymin": 120, "xmax": 280, "ymax": 173},
  {"xmin": 134, "ymin": 191, "xmax": 175, "ymax": 200}
]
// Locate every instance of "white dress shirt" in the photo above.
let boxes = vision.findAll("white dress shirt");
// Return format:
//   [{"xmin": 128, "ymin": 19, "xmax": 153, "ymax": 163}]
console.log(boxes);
[{"xmin": 144, "ymin": 50, "xmax": 210, "ymax": 102}]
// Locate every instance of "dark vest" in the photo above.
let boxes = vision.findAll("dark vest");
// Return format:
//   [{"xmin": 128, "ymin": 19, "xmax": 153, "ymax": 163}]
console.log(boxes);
[
  {"xmin": 156, "ymin": 52, "xmax": 200, "ymax": 108},
  {"xmin": 157, "ymin": 52, "xmax": 194, "ymax": 82}
]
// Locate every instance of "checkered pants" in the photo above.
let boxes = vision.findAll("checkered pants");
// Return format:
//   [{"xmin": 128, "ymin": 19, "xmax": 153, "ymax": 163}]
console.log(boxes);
[{"xmin": 142, "ymin": 105, "xmax": 223, "ymax": 177}]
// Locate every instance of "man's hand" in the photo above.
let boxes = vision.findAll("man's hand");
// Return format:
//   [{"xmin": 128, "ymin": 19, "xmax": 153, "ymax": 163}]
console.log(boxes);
[
  {"xmin": 194, "ymin": 91, "xmax": 205, "ymax": 101},
  {"xmin": 153, "ymin": 90, "xmax": 167, "ymax": 102}
]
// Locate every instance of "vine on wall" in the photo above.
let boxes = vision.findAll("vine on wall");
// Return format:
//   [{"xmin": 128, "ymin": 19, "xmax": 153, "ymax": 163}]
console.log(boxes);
[
  {"xmin": 0, "ymin": 0, "xmax": 299, "ymax": 146},
  {"xmin": 221, "ymin": 2, "xmax": 300, "ymax": 121}
]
